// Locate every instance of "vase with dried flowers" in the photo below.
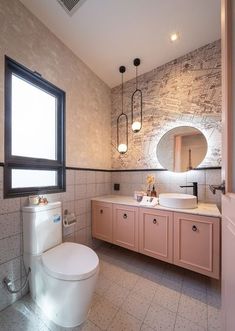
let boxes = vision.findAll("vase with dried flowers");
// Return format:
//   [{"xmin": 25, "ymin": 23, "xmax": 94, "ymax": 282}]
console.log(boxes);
[{"xmin": 146, "ymin": 174, "xmax": 155, "ymax": 196}]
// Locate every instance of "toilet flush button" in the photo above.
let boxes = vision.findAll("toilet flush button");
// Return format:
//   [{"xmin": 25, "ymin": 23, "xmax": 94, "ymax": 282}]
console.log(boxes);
[{"xmin": 53, "ymin": 215, "xmax": 61, "ymax": 223}]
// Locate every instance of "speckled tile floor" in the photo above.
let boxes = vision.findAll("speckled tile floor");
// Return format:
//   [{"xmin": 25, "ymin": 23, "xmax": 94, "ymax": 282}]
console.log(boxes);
[{"xmin": 0, "ymin": 243, "xmax": 222, "ymax": 331}]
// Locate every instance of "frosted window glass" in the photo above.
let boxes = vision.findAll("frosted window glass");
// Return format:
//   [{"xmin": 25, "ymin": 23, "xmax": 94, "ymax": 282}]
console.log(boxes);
[
  {"xmin": 11, "ymin": 74, "xmax": 57, "ymax": 160},
  {"xmin": 12, "ymin": 169, "xmax": 57, "ymax": 188}
]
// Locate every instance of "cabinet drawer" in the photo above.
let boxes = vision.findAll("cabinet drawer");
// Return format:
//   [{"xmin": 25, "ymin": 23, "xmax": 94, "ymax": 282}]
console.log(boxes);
[
  {"xmin": 139, "ymin": 208, "xmax": 173, "ymax": 263},
  {"xmin": 113, "ymin": 205, "xmax": 138, "ymax": 252},
  {"xmin": 174, "ymin": 213, "xmax": 220, "ymax": 279},
  {"xmin": 92, "ymin": 201, "xmax": 112, "ymax": 243}
]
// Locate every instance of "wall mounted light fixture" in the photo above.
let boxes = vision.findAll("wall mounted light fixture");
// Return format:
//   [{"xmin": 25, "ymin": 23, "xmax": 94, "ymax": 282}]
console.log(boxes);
[
  {"xmin": 131, "ymin": 58, "xmax": 143, "ymax": 133},
  {"xmin": 117, "ymin": 66, "xmax": 128, "ymax": 154}
]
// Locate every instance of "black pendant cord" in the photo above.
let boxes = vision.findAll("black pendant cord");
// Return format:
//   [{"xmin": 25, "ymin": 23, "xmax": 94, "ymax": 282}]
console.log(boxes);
[
  {"xmin": 117, "ymin": 66, "xmax": 128, "ymax": 154},
  {"xmin": 131, "ymin": 58, "xmax": 143, "ymax": 133},
  {"xmin": 121, "ymin": 69, "xmax": 124, "ymax": 114},
  {"xmin": 135, "ymin": 65, "xmax": 138, "ymax": 90}
]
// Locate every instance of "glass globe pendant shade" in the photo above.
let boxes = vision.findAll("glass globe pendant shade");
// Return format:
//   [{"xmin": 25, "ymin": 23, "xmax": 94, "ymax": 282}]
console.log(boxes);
[
  {"xmin": 118, "ymin": 143, "xmax": 128, "ymax": 154},
  {"xmin": 131, "ymin": 121, "xmax": 141, "ymax": 133},
  {"xmin": 117, "ymin": 66, "xmax": 128, "ymax": 155},
  {"xmin": 131, "ymin": 58, "xmax": 143, "ymax": 133}
]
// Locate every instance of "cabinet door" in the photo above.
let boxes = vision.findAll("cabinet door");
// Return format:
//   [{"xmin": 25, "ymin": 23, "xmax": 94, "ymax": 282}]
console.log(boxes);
[
  {"xmin": 92, "ymin": 201, "xmax": 112, "ymax": 243},
  {"xmin": 174, "ymin": 213, "xmax": 220, "ymax": 279},
  {"xmin": 113, "ymin": 205, "xmax": 138, "ymax": 252},
  {"xmin": 139, "ymin": 208, "xmax": 173, "ymax": 263}
]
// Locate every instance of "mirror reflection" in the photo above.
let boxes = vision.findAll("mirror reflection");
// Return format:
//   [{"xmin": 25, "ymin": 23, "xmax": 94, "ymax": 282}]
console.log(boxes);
[{"xmin": 157, "ymin": 126, "xmax": 208, "ymax": 172}]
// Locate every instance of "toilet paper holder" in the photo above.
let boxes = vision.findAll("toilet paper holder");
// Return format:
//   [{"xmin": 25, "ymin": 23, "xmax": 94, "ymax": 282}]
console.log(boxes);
[{"xmin": 63, "ymin": 209, "xmax": 77, "ymax": 227}]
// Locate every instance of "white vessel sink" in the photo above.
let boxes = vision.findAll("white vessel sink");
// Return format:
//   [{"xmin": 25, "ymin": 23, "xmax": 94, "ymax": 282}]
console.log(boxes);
[{"xmin": 159, "ymin": 193, "xmax": 197, "ymax": 209}]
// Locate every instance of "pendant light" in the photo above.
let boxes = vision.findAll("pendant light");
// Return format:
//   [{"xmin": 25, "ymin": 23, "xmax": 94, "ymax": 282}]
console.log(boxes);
[
  {"xmin": 131, "ymin": 58, "xmax": 143, "ymax": 133},
  {"xmin": 117, "ymin": 66, "xmax": 128, "ymax": 154}
]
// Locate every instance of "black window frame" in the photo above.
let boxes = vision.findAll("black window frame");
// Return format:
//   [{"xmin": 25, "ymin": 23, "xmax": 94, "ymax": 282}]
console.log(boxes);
[{"xmin": 4, "ymin": 56, "xmax": 66, "ymax": 198}]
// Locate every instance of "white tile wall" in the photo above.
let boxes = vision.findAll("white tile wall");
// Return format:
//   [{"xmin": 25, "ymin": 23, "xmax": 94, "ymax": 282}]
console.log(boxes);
[
  {"xmin": 111, "ymin": 169, "xmax": 222, "ymax": 205},
  {"xmin": 0, "ymin": 212, "xmax": 21, "ymax": 240},
  {"xmin": 62, "ymin": 169, "xmax": 112, "ymax": 246},
  {"xmin": 0, "ymin": 198, "xmax": 21, "ymax": 215},
  {"xmin": 0, "ymin": 235, "xmax": 22, "ymax": 264}
]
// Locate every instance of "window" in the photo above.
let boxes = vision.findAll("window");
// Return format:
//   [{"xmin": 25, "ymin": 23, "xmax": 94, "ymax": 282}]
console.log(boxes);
[{"xmin": 4, "ymin": 57, "xmax": 65, "ymax": 198}]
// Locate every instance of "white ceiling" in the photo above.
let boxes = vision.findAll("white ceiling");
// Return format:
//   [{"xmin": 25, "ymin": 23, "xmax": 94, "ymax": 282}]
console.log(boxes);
[{"xmin": 19, "ymin": 0, "xmax": 221, "ymax": 88}]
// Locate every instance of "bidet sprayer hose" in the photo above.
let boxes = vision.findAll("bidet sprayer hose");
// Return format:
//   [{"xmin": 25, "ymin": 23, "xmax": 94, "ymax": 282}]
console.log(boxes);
[{"xmin": 3, "ymin": 267, "xmax": 31, "ymax": 294}]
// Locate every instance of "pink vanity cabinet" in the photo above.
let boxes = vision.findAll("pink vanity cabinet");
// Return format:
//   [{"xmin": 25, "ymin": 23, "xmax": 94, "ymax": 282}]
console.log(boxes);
[
  {"xmin": 113, "ymin": 204, "xmax": 139, "ymax": 252},
  {"xmin": 173, "ymin": 212, "xmax": 220, "ymax": 279},
  {"xmin": 92, "ymin": 201, "xmax": 113, "ymax": 243},
  {"xmin": 139, "ymin": 208, "xmax": 173, "ymax": 263},
  {"xmin": 92, "ymin": 197, "xmax": 220, "ymax": 279}
]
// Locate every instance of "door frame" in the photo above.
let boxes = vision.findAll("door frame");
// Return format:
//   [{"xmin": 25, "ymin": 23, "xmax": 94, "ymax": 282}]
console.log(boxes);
[{"xmin": 221, "ymin": 0, "xmax": 232, "ymax": 192}]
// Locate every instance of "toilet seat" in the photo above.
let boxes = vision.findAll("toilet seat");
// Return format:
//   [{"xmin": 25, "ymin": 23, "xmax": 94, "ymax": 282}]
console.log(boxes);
[{"xmin": 42, "ymin": 242, "xmax": 99, "ymax": 281}]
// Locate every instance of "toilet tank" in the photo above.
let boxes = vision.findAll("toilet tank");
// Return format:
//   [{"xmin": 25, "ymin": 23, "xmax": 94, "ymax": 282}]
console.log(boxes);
[{"xmin": 22, "ymin": 201, "xmax": 62, "ymax": 255}]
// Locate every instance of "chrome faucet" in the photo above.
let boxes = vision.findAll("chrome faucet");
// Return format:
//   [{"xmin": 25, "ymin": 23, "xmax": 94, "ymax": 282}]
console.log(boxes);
[{"xmin": 180, "ymin": 182, "xmax": 198, "ymax": 201}]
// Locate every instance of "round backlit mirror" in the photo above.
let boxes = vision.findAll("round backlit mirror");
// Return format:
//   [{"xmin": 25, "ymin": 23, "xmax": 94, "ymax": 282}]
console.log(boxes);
[{"xmin": 157, "ymin": 126, "xmax": 208, "ymax": 172}]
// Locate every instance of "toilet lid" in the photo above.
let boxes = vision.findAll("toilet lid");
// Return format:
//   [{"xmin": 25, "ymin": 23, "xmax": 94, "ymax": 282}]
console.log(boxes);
[{"xmin": 42, "ymin": 242, "xmax": 99, "ymax": 281}]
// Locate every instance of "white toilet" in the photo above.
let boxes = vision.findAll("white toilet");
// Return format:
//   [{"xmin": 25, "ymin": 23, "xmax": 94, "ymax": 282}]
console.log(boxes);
[{"xmin": 22, "ymin": 201, "xmax": 99, "ymax": 328}]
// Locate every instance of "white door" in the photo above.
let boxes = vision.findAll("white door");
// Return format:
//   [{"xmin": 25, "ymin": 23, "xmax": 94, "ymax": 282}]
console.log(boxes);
[{"xmin": 221, "ymin": 1, "xmax": 235, "ymax": 330}]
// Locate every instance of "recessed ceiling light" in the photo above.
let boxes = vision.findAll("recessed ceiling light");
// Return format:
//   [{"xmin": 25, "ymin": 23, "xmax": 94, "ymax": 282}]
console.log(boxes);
[{"xmin": 170, "ymin": 32, "xmax": 179, "ymax": 42}]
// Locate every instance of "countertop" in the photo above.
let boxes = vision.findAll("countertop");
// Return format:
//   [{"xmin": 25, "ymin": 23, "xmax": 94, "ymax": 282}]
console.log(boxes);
[{"xmin": 91, "ymin": 195, "xmax": 221, "ymax": 218}]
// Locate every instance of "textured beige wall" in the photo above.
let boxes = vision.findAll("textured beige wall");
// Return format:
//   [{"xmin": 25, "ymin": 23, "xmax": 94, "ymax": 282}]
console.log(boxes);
[
  {"xmin": 0, "ymin": 0, "xmax": 111, "ymax": 169},
  {"xmin": 111, "ymin": 40, "xmax": 221, "ymax": 169}
]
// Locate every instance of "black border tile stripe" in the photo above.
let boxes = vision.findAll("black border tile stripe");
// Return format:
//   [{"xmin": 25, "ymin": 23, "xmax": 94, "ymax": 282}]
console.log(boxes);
[{"xmin": 0, "ymin": 163, "xmax": 221, "ymax": 172}]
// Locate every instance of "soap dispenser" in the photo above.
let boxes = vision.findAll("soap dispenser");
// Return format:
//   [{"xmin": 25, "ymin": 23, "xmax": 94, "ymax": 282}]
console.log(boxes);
[{"xmin": 151, "ymin": 185, "xmax": 157, "ymax": 197}]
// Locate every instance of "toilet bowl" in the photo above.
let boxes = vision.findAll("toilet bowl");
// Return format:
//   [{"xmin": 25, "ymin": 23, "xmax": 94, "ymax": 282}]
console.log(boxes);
[
  {"xmin": 22, "ymin": 202, "xmax": 99, "ymax": 328},
  {"xmin": 30, "ymin": 242, "xmax": 99, "ymax": 327}
]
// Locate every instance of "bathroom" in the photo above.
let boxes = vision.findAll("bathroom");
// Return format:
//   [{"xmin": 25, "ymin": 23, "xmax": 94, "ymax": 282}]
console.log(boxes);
[{"xmin": 0, "ymin": 0, "xmax": 235, "ymax": 330}]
